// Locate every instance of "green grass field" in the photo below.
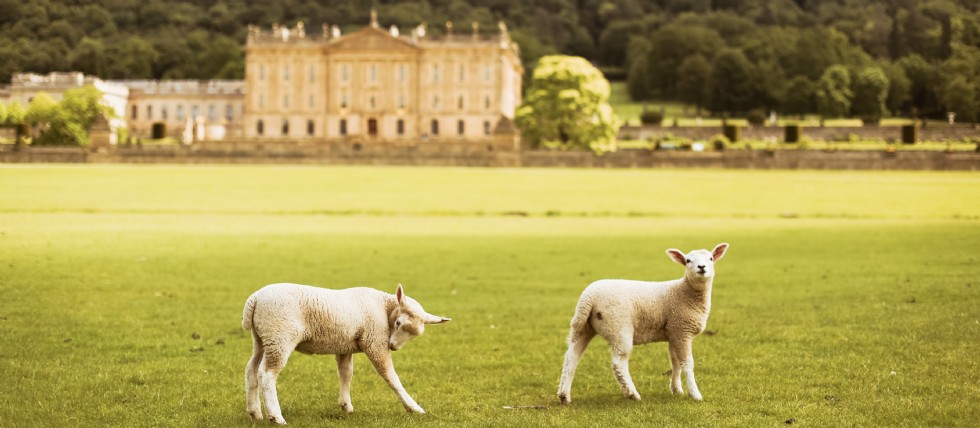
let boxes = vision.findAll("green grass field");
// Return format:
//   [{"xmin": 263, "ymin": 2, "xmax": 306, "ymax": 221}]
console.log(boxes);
[{"xmin": 1, "ymin": 165, "xmax": 978, "ymax": 427}]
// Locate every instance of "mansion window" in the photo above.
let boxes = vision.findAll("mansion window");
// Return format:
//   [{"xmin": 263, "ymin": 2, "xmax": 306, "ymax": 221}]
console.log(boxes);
[
  {"xmin": 257, "ymin": 120, "xmax": 264, "ymax": 136},
  {"xmin": 162, "ymin": 106, "xmax": 168, "ymax": 120},
  {"xmin": 308, "ymin": 94, "xmax": 314, "ymax": 109},
  {"xmin": 458, "ymin": 65, "xmax": 465, "ymax": 82},
  {"xmin": 177, "ymin": 105, "xmax": 184, "ymax": 121},
  {"xmin": 283, "ymin": 94, "xmax": 290, "ymax": 109},
  {"xmin": 208, "ymin": 105, "xmax": 216, "ymax": 121},
  {"xmin": 308, "ymin": 65, "xmax": 315, "ymax": 83},
  {"xmin": 369, "ymin": 64, "xmax": 377, "ymax": 82},
  {"xmin": 484, "ymin": 95, "xmax": 491, "ymax": 111},
  {"xmin": 397, "ymin": 119, "xmax": 405, "ymax": 136},
  {"xmin": 431, "ymin": 119, "xmax": 439, "ymax": 136},
  {"xmin": 282, "ymin": 119, "xmax": 289, "ymax": 136},
  {"xmin": 458, "ymin": 96, "xmax": 465, "ymax": 111},
  {"xmin": 131, "ymin": 105, "xmax": 137, "ymax": 120},
  {"xmin": 457, "ymin": 120, "xmax": 465, "ymax": 136},
  {"xmin": 433, "ymin": 95, "xmax": 440, "ymax": 110},
  {"xmin": 307, "ymin": 120, "xmax": 315, "ymax": 136},
  {"xmin": 484, "ymin": 120, "xmax": 491, "ymax": 135},
  {"xmin": 146, "ymin": 105, "xmax": 152, "ymax": 120},
  {"xmin": 258, "ymin": 94, "xmax": 265, "ymax": 109},
  {"xmin": 484, "ymin": 64, "xmax": 492, "ymax": 82},
  {"xmin": 432, "ymin": 64, "xmax": 440, "ymax": 83},
  {"xmin": 259, "ymin": 65, "xmax": 265, "ymax": 80},
  {"xmin": 341, "ymin": 64, "xmax": 350, "ymax": 82},
  {"xmin": 369, "ymin": 95, "xmax": 376, "ymax": 110},
  {"xmin": 284, "ymin": 65, "xmax": 291, "ymax": 80},
  {"xmin": 340, "ymin": 119, "xmax": 348, "ymax": 136},
  {"xmin": 192, "ymin": 105, "xmax": 199, "ymax": 119},
  {"xmin": 226, "ymin": 105, "xmax": 234, "ymax": 122},
  {"xmin": 341, "ymin": 91, "xmax": 349, "ymax": 109},
  {"xmin": 398, "ymin": 93, "xmax": 405, "ymax": 109},
  {"xmin": 398, "ymin": 64, "xmax": 407, "ymax": 82}
]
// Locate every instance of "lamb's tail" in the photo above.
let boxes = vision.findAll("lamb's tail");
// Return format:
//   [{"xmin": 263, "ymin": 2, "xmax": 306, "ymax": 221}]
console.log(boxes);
[
  {"xmin": 242, "ymin": 292, "xmax": 258, "ymax": 332},
  {"xmin": 568, "ymin": 296, "xmax": 594, "ymax": 336}
]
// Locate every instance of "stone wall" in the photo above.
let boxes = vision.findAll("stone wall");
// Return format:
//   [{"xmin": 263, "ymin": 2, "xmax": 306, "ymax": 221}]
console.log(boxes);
[
  {"xmin": 620, "ymin": 124, "xmax": 980, "ymax": 143},
  {"xmin": 2, "ymin": 139, "xmax": 979, "ymax": 171}
]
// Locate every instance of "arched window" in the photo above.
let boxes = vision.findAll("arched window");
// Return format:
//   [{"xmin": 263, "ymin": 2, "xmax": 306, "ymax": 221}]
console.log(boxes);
[
  {"xmin": 431, "ymin": 119, "xmax": 439, "ymax": 136},
  {"xmin": 257, "ymin": 120, "xmax": 264, "ymax": 136},
  {"xmin": 282, "ymin": 119, "xmax": 289, "ymax": 136}
]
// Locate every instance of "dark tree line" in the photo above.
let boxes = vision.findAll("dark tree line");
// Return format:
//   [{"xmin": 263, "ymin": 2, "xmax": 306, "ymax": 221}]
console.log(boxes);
[{"xmin": 1, "ymin": 0, "xmax": 978, "ymax": 121}]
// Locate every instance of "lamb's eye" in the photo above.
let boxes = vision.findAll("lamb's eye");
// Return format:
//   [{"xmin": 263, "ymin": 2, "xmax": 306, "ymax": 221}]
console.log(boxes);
[
  {"xmin": 395, "ymin": 320, "xmax": 402, "ymax": 328},
  {"xmin": 710, "ymin": 257, "xmax": 714, "ymax": 261},
  {"xmin": 685, "ymin": 259, "xmax": 691, "ymax": 264}
]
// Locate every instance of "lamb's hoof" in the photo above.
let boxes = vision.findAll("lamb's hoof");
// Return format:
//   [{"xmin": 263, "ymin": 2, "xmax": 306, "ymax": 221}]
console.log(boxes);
[
  {"xmin": 268, "ymin": 415, "xmax": 287, "ymax": 425},
  {"xmin": 247, "ymin": 409, "xmax": 263, "ymax": 421},
  {"xmin": 690, "ymin": 393, "xmax": 703, "ymax": 402},
  {"xmin": 558, "ymin": 393, "xmax": 571, "ymax": 405},
  {"xmin": 625, "ymin": 392, "xmax": 642, "ymax": 401},
  {"xmin": 406, "ymin": 405, "xmax": 425, "ymax": 414},
  {"xmin": 339, "ymin": 402, "xmax": 354, "ymax": 414}
]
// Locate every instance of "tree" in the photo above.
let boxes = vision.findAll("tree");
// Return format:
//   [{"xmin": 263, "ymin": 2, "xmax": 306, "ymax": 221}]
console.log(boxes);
[
  {"xmin": 676, "ymin": 54, "xmax": 711, "ymax": 116},
  {"xmin": 941, "ymin": 76, "xmax": 978, "ymax": 123},
  {"xmin": 815, "ymin": 65, "xmax": 853, "ymax": 119},
  {"xmin": 782, "ymin": 76, "xmax": 817, "ymax": 117},
  {"xmin": 881, "ymin": 61, "xmax": 911, "ymax": 116},
  {"xmin": 643, "ymin": 24, "xmax": 724, "ymax": 99},
  {"xmin": 706, "ymin": 49, "xmax": 757, "ymax": 116},
  {"xmin": 70, "ymin": 37, "xmax": 108, "ymax": 77},
  {"xmin": 851, "ymin": 67, "xmax": 890, "ymax": 123},
  {"xmin": 5, "ymin": 101, "xmax": 25, "ymax": 127},
  {"xmin": 514, "ymin": 55, "xmax": 620, "ymax": 153}
]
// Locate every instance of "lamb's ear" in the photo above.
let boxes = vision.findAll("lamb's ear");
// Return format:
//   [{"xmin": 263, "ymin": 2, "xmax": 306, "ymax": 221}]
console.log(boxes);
[
  {"xmin": 395, "ymin": 283, "xmax": 404, "ymax": 305},
  {"xmin": 666, "ymin": 249, "xmax": 687, "ymax": 265},
  {"xmin": 425, "ymin": 314, "xmax": 451, "ymax": 324},
  {"xmin": 712, "ymin": 243, "xmax": 729, "ymax": 262}
]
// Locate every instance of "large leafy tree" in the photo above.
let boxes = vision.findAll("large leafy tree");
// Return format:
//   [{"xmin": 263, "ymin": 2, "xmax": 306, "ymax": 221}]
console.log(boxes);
[
  {"xmin": 706, "ymin": 48, "xmax": 757, "ymax": 116},
  {"xmin": 851, "ymin": 66, "xmax": 890, "ymax": 123},
  {"xmin": 514, "ymin": 55, "xmax": 619, "ymax": 153},
  {"xmin": 816, "ymin": 65, "xmax": 854, "ymax": 119}
]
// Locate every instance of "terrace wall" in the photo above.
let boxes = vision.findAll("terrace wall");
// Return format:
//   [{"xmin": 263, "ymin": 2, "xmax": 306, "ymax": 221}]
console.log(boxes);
[{"xmin": 620, "ymin": 124, "xmax": 979, "ymax": 142}]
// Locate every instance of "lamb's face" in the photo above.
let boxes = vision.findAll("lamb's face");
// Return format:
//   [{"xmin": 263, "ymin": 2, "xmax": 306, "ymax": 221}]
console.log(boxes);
[
  {"xmin": 388, "ymin": 285, "xmax": 451, "ymax": 351},
  {"xmin": 666, "ymin": 243, "xmax": 729, "ymax": 281}
]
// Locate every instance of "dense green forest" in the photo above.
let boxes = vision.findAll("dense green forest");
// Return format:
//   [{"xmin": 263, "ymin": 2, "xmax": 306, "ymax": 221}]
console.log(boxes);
[{"xmin": 1, "ymin": 0, "xmax": 978, "ymax": 120}]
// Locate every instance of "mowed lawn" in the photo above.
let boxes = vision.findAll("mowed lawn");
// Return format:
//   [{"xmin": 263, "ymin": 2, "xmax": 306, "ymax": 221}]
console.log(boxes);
[{"xmin": 0, "ymin": 165, "xmax": 978, "ymax": 427}]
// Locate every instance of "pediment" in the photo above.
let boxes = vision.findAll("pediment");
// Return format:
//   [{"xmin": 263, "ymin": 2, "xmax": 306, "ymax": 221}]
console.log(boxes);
[{"xmin": 329, "ymin": 26, "xmax": 419, "ymax": 52}]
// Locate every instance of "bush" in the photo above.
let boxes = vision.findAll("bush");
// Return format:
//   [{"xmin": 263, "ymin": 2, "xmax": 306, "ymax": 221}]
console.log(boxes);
[
  {"xmin": 709, "ymin": 134, "xmax": 730, "ymax": 151},
  {"xmin": 722, "ymin": 124, "xmax": 741, "ymax": 142},
  {"xmin": 785, "ymin": 124, "xmax": 801, "ymax": 143},
  {"xmin": 746, "ymin": 109, "xmax": 766, "ymax": 126},
  {"xmin": 151, "ymin": 122, "xmax": 166, "ymax": 139},
  {"xmin": 901, "ymin": 124, "xmax": 917, "ymax": 144},
  {"xmin": 640, "ymin": 110, "xmax": 664, "ymax": 126}
]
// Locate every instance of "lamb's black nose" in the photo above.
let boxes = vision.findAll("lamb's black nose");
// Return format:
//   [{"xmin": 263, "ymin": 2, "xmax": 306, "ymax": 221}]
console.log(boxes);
[{"xmin": 697, "ymin": 265, "xmax": 705, "ymax": 271}]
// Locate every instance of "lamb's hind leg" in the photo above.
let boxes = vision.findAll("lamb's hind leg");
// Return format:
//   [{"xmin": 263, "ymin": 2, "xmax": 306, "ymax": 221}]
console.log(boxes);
[
  {"xmin": 557, "ymin": 329, "xmax": 595, "ymax": 404},
  {"xmin": 259, "ymin": 342, "xmax": 296, "ymax": 425},
  {"xmin": 336, "ymin": 353, "xmax": 354, "ymax": 414},
  {"xmin": 609, "ymin": 332, "xmax": 641, "ymax": 400},
  {"xmin": 245, "ymin": 334, "xmax": 264, "ymax": 420}
]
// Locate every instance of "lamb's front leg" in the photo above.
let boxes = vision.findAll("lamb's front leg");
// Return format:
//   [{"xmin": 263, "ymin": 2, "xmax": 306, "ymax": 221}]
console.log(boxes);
[
  {"xmin": 366, "ymin": 349, "xmax": 425, "ymax": 413},
  {"xmin": 336, "ymin": 354, "xmax": 354, "ymax": 414},
  {"xmin": 669, "ymin": 337, "xmax": 702, "ymax": 401}
]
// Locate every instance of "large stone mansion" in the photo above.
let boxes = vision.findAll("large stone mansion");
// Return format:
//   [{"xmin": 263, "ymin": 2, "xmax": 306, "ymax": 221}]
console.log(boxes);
[{"xmin": 0, "ymin": 13, "xmax": 523, "ymax": 144}]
